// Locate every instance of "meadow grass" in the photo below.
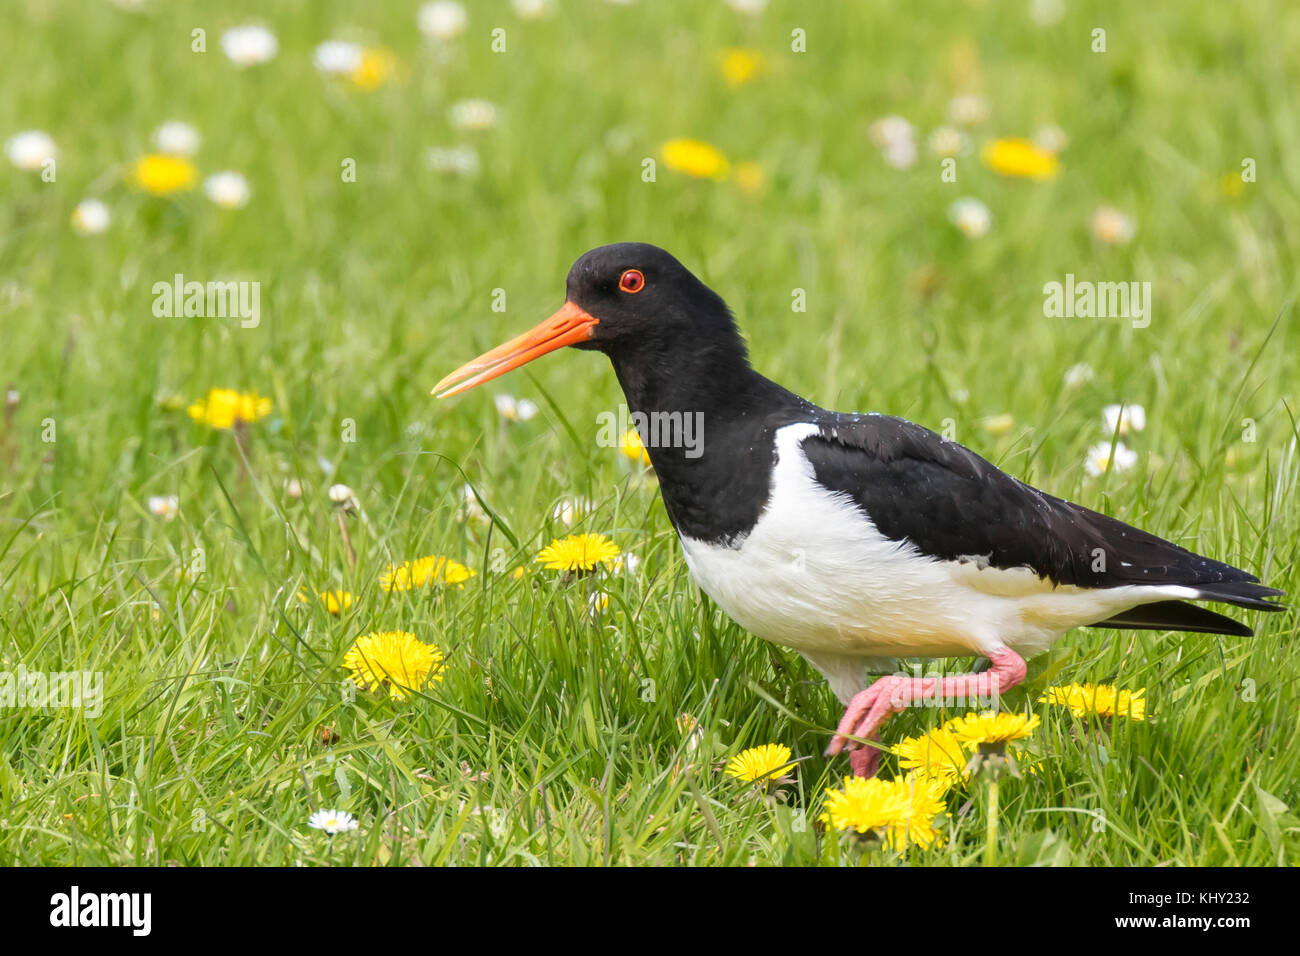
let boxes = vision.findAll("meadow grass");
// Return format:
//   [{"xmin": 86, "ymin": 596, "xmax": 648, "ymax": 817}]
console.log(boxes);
[{"xmin": 1, "ymin": 0, "xmax": 1297, "ymax": 865}]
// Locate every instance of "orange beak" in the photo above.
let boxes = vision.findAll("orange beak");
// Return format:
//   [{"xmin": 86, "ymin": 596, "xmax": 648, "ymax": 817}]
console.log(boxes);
[{"xmin": 432, "ymin": 301, "xmax": 600, "ymax": 399}]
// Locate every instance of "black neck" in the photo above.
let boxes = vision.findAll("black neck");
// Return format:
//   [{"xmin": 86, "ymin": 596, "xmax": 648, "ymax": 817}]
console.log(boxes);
[
  {"xmin": 607, "ymin": 335, "xmax": 756, "ymax": 419},
  {"xmin": 604, "ymin": 340, "xmax": 814, "ymax": 543}
]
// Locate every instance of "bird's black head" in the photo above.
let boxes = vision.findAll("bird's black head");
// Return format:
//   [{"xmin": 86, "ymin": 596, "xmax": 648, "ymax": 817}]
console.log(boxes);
[
  {"xmin": 433, "ymin": 242, "xmax": 747, "ymax": 398},
  {"xmin": 564, "ymin": 243, "xmax": 742, "ymax": 358}
]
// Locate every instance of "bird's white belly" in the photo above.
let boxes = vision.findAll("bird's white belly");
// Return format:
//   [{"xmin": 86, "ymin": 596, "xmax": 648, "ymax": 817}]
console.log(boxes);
[
  {"xmin": 679, "ymin": 502, "xmax": 1014, "ymax": 661},
  {"xmin": 678, "ymin": 423, "xmax": 1188, "ymax": 670}
]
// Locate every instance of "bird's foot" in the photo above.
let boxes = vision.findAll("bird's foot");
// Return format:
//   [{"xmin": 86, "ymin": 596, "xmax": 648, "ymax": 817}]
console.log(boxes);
[
  {"xmin": 824, "ymin": 674, "xmax": 913, "ymax": 776},
  {"xmin": 849, "ymin": 746, "xmax": 883, "ymax": 779},
  {"xmin": 825, "ymin": 647, "xmax": 1028, "ymax": 777}
]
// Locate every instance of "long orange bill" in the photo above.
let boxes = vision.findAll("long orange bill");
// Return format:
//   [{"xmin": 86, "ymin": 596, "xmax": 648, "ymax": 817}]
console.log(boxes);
[{"xmin": 432, "ymin": 301, "xmax": 599, "ymax": 398}]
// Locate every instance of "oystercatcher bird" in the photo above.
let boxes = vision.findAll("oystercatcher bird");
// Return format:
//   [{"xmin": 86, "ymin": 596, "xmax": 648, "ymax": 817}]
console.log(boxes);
[{"xmin": 434, "ymin": 243, "xmax": 1284, "ymax": 776}]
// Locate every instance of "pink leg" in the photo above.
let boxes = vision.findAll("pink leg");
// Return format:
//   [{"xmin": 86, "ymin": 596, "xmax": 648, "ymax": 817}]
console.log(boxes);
[
  {"xmin": 826, "ymin": 647, "xmax": 1027, "ymax": 777},
  {"xmin": 849, "ymin": 747, "xmax": 883, "ymax": 779}
]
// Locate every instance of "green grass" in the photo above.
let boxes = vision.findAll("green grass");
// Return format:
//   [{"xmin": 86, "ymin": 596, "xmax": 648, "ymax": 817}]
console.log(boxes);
[{"xmin": 1, "ymin": 0, "xmax": 1298, "ymax": 866}]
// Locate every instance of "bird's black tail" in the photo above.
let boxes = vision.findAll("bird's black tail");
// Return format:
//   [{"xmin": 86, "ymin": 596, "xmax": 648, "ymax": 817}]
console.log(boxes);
[
  {"xmin": 1088, "ymin": 582, "xmax": 1285, "ymax": 638},
  {"xmin": 1189, "ymin": 580, "xmax": 1286, "ymax": 612}
]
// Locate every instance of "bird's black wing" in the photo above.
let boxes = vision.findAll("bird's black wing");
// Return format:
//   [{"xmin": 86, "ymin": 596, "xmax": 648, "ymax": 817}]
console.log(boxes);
[{"xmin": 800, "ymin": 413, "xmax": 1283, "ymax": 614}]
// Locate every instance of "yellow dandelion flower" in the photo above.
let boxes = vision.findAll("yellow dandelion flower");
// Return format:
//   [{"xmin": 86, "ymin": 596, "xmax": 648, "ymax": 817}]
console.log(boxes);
[
  {"xmin": 981, "ymin": 413, "xmax": 1015, "ymax": 436},
  {"xmin": 350, "ymin": 47, "xmax": 397, "ymax": 90},
  {"xmin": 381, "ymin": 555, "xmax": 476, "ymax": 592},
  {"xmin": 946, "ymin": 712, "xmax": 1041, "ymax": 753},
  {"xmin": 186, "ymin": 388, "xmax": 272, "ymax": 430},
  {"xmin": 891, "ymin": 726, "xmax": 969, "ymax": 787},
  {"xmin": 298, "ymin": 589, "xmax": 356, "ymax": 615},
  {"xmin": 619, "ymin": 428, "xmax": 651, "ymax": 466},
  {"xmin": 535, "ymin": 533, "xmax": 621, "ymax": 572},
  {"xmin": 732, "ymin": 160, "xmax": 765, "ymax": 196},
  {"xmin": 981, "ymin": 137, "xmax": 1060, "ymax": 181},
  {"xmin": 129, "ymin": 154, "xmax": 199, "ymax": 195},
  {"xmin": 821, "ymin": 776, "xmax": 905, "ymax": 835},
  {"xmin": 343, "ymin": 630, "xmax": 444, "ymax": 701},
  {"xmin": 1219, "ymin": 171, "xmax": 1247, "ymax": 198},
  {"xmin": 819, "ymin": 775, "xmax": 946, "ymax": 849},
  {"xmin": 1041, "ymin": 683, "xmax": 1146, "ymax": 721},
  {"xmin": 724, "ymin": 743, "xmax": 795, "ymax": 783},
  {"xmin": 890, "ymin": 775, "xmax": 949, "ymax": 848},
  {"xmin": 661, "ymin": 138, "xmax": 730, "ymax": 181},
  {"xmin": 721, "ymin": 48, "xmax": 764, "ymax": 88}
]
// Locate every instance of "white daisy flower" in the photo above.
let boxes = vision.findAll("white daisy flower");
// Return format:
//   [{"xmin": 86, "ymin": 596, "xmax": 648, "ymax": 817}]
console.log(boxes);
[
  {"xmin": 449, "ymin": 99, "xmax": 497, "ymax": 131},
  {"xmin": 285, "ymin": 478, "xmax": 303, "ymax": 500},
  {"xmin": 611, "ymin": 552, "xmax": 640, "ymax": 575},
  {"xmin": 868, "ymin": 115, "xmax": 914, "ymax": 150},
  {"xmin": 1102, "ymin": 403, "xmax": 1146, "ymax": 435},
  {"xmin": 494, "ymin": 394, "xmax": 538, "ymax": 423},
  {"xmin": 947, "ymin": 94, "xmax": 991, "ymax": 126},
  {"xmin": 71, "ymin": 199, "xmax": 111, "ymax": 235},
  {"xmin": 726, "ymin": 0, "xmax": 768, "ymax": 13},
  {"xmin": 927, "ymin": 126, "xmax": 970, "ymax": 157},
  {"xmin": 1085, "ymin": 441, "xmax": 1138, "ymax": 477},
  {"xmin": 881, "ymin": 137, "xmax": 918, "ymax": 170},
  {"xmin": 868, "ymin": 116, "xmax": 918, "ymax": 168},
  {"xmin": 221, "ymin": 25, "xmax": 279, "ymax": 67},
  {"xmin": 328, "ymin": 483, "xmax": 358, "ymax": 510},
  {"xmin": 1090, "ymin": 206, "xmax": 1136, "ymax": 245},
  {"xmin": 5, "ymin": 130, "xmax": 57, "ymax": 170},
  {"xmin": 152, "ymin": 121, "xmax": 200, "ymax": 157},
  {"xmin": 313, "ymin": 40, "xmax": 364, "ymax": 75},
  {"xmin": 307, "ymin": 809, "xmax": 359, "ymax": 834},
  {"xmin": 147, "ymin": 494, "xmax": 179, "ymax": 520},
  {"xmin": 552, "ymin": 496, "xmax": 593, "ymax": 527},
  {"xmin": 426, "ymin": 145, "xmax": 480, "ymax": 175},
  {"xmin": 1032, "ymin": 124, "xmax": 1069, "ymax": 154},
  {"xmin": 588, "ymin": 591, "xmax": 611, "ymax": 614},
  {"xmin": 1063, "ymin": 362, "xmax": 1094, "ymax": 389},
  {"xmin": 948, "ymin": 197, "xmax": 992, "ymax": 238},
  {"xmin": 419, "ymin": 1, "xmax": 468, "ymax": 40},
  {"xmin": 204, "ymin": 171, "xmax": 250, "ymax": 209},
  {"xmin": 512, "ymin": 0, "xmax": 552, "ymax": 18},
  {"xmin": 1029, "ymin": 0, "xmax": 1066, "ymax": 27}
]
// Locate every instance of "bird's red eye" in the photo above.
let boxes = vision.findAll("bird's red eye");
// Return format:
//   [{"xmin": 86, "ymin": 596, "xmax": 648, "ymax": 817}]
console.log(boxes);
[{"xmin": 619, "ymin": 269, "xmax": 645, "ymax": 293}]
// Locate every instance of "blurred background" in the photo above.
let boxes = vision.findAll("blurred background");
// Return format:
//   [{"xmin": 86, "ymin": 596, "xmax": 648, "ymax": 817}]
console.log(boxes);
[{"xmin": 4, "ymin": 1, "xmax": 1297, "ymax": 492}]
